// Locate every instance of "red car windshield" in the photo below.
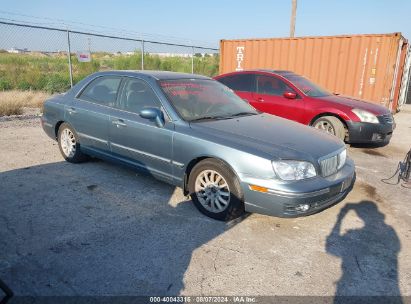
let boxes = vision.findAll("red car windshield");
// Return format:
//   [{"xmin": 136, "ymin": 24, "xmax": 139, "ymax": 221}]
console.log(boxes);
[
  {"xmin": 159, "ymin": 79, "xmax": 257, "ymax": 121},
  {"xmin": 284, "ymin": 75, "xmax": 331, "ymax": 97}
]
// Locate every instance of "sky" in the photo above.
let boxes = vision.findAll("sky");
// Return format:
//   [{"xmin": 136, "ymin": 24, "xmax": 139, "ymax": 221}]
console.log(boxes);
[{"xmin": 0, "ymin": 0, "xmax": 410, "ymax": 48}]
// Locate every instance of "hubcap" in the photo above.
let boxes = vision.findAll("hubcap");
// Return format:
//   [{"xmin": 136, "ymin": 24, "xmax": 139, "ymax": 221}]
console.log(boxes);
[
  {"xmin": 314, "ymin": 120, "xmax": 335, "ymax": 135},
  {"xmin": 60, "ymin": 128, "xmax": 76, "ymax": 158},
  {"xmin": 194, "ymin": 170, "xmax": 230, "ymax": 213}
]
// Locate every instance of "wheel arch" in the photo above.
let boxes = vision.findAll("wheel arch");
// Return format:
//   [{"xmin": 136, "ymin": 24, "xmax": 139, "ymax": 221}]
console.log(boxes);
[
  {"xmin": 183, "ymin": 156, "xmax": 241, "ymax": 196},
  {"xmin": 54, "ymin": 121, "xmax": 65, "ymax": 138},
  {"xmin": 309, "ymin": 112, "xmax": 350, "ymax": 141}
]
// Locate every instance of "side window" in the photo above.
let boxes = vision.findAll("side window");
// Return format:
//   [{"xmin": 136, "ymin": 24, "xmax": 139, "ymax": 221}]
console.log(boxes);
[
  {"xmin": 78, "ymin": 76, "xmax": 121, "ymax": 106},
  {"xmin": 218, "ymin": 74, "xmax": 255, "ymax": 92},
  {"xmin": 257, "ymin": 75, "xmax": 295, "ymax": 97},
  {"xmin": 118, "ymin": 78, "xmax": 161, "ymax": 113}
]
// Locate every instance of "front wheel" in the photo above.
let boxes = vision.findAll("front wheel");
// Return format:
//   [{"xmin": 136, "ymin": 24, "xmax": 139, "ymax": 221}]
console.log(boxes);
[
  {"xmin": 57, "ymin": 123, "xmax": 88, "ymax": 163},
  {"xmin": 189, "ymin": 159, "xmax": 245, "ymax": 221},
  {"xmin": 312, "ymin": 116, "xmax": 346, "ymax": 141}
]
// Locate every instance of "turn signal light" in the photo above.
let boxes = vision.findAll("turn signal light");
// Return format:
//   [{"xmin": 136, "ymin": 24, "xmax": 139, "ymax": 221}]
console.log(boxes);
[{"xmin": 249, "ymin": 185, "xmax": 268, "ymax": 193}]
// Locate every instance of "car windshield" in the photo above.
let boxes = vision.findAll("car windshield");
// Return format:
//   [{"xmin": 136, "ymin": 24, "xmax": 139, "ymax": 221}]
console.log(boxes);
[
  {"xmin": 159, "ymin": 79, "xmax": 258, "ymax": 122},
  {"xmin": 284, "ymin": 75, "xmax": 331, "ymax": 97}
]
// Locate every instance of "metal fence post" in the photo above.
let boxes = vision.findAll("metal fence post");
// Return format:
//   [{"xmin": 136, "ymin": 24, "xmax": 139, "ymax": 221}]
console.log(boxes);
[
  {"xmin": 191, "ymin": 46, "xmax": 194, "ymax": 74},
  {"xmin": 141, "ymin": 39, "xmax": 144, "ymax": 70},
  {"xmin": 66, "ymin": 29, "xmax": 73, "ymax": 87}
]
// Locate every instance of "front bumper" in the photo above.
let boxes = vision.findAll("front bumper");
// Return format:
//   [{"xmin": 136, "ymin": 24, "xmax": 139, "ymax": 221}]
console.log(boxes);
[
  {"xmin": 346, "ymin": 120, "xmax": 395, "ymax": 144},
  {"xmin": 241, "ymin": 158, "xmax": 355, "ymax": 217}
]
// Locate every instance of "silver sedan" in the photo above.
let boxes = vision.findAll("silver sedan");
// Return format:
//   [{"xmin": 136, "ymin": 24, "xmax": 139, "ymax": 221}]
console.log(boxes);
[{"xmin": 41, "ymin": 71, "xmax": 355, "ymax": 221}]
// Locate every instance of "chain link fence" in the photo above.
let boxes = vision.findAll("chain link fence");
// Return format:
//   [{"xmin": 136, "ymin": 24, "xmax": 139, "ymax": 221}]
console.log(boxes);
[{"xmin": 0, "ymin": 21, "xmax": 219, "ymax": 93}]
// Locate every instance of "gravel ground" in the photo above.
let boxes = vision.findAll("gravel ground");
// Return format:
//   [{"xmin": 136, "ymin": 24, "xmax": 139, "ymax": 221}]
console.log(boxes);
[{"xmin": 0, "ymin": 107, "xmax": 410, "ymax": 300}]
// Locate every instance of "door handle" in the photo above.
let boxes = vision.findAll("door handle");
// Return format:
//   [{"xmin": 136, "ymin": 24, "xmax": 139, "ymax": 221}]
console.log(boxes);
[
  {"xmin": 256, "ymin": 97, "xmax": 264, "ymax": 102},
  {"xmin": 112, "ymin": 119, "xmax": 127, "ymax": 127},
  {"xmin": 67, "ymin": 107, "xmax": 77, "ymax": 114}
]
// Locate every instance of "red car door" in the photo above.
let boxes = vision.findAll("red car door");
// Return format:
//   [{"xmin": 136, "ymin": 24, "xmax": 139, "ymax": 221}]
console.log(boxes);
[{"xmin": 251, "ymin": 74, "xmax": 305, "ymax": 123}]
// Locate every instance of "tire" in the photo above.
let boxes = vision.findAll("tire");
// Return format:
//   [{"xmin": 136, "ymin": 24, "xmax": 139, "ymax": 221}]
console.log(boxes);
[
  {"xmin": 312, "ymin": 116, "xmax": 346, "ymax": 141},
  {"xmin": 57, "ymin": 123, "xmax": 88, "ymax": 163},
  {"xmin": 188, "ymin": 159, "xmax": 245, "ymax": 221}
]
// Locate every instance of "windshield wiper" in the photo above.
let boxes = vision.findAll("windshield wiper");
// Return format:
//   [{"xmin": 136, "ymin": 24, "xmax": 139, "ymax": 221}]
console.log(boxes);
[
  {"xmin": 189, "ymin": 115, "xmax": 229, "ymax": 122},
  {"xmin": 230, "ymin": 111, "xmax": 258, "ymax": 117},
  {"xmin": 189, "ymin": 112, "xmax": 257, "ymax": 122}
]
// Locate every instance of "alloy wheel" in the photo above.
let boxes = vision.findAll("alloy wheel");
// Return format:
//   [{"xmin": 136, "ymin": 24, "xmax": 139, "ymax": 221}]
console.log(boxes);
[
  {"xmin": 194, "ymin": 169, "xmax": 230, "ymax": 213},
  {"xmin": 60, "ymin": 128, "xmax": 76, "ymax": 158},
  {"xmin": 314, "ymin": 120, "xmax": 336, "ymax": 135}
]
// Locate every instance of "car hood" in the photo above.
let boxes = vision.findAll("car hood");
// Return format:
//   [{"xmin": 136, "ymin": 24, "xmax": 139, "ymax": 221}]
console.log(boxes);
[
  {"xmin": 189, "ymin": 114, "xmax": 345, "ymax": 161},
  {"xmin": 317, "ymin": 95, "xmax": 390, "ymax": 115}
]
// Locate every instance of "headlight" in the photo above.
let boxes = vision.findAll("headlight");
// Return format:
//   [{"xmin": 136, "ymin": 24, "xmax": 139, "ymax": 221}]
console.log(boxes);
[
  {"xmin": 337, "ymin": 149, "xmax": 346, "ymax": 170},
  {"xmin": 351, "ymin": 108, "xmax": 379, "ymax": 123},
  {"xmin": 272, "ymin": 160, "xmax": 317, "ymax": 181}
]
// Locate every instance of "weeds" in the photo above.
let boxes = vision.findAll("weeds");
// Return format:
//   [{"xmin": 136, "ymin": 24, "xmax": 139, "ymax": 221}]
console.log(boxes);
[
  {"xmin": 0, "ymin": 90, "xmax": 50, "ymax": 116},
  {"xmin": 0, "ymin": 52, "xmax": 219, "ymax": 93}
]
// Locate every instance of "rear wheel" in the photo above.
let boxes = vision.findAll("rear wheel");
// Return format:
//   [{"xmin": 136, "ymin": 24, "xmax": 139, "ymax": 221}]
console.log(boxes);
[
  {"xmin": 312, "ymin": 116, "xmax": 346, "ymax": 141},
  {"xmin": 189, "ymin": 159, "xmax": 245, "ymax": 221},
  {"xmin": 57, "ymin": 123, "xmax": 88, "ymax": 163}
]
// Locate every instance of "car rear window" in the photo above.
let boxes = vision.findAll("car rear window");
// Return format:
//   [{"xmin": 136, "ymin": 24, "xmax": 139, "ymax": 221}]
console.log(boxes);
[
  {"xmin": 78, "ymin": 76, "xmax": 122, "ymax": 106},
  {"xmin": 217, "ymin": 74, "xmax": 255, "ymax": 92}
]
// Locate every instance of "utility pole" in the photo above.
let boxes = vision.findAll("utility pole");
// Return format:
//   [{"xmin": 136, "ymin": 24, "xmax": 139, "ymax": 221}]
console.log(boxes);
[{"xmin": 290, "ymin": 0, "xmax": 297, "ymax": 37}]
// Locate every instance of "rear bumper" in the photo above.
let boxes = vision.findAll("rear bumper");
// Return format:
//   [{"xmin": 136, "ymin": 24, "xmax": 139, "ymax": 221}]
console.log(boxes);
[
  {"xmin": 240, "ymin": 158, "xmax": 355, "ymax": 217},
  {"xmin": 346, "ymin": 121, "xmax": 395, "ymax": 144},
  {"xmin": 40, "ymin": 115, "xmax": 56, "ymax": 140}
]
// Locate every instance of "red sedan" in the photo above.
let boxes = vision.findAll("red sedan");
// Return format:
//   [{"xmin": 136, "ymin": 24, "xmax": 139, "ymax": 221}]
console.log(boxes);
[{"xmin": 214, "ymin": 70, "xmax": 395, "ymax": 144}]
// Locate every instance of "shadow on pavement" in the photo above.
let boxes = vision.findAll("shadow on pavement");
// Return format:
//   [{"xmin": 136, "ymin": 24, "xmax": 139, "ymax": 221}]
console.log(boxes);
[
  {"xmin": 349, "ymin": 141, "xmax": 390, "ymax": 149},
  {"xmin": 0, "ymin": 160, "xmax": 239, "ymax": 296},
  {"xmin": 326, "ymin": 200, "xmax": 402, "ymax": 303}
]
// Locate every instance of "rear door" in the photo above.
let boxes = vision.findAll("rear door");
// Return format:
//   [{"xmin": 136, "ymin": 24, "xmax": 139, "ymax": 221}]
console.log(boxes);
[
  {"xmin": 217, "ymin": 73, "xmax": 255, "ymax": 104},
  {"xmin": 68, "ymin": 76, "xmax": 122, "ymax": 153},
  {"xmin": 108, "ymin": 77, "xmax": 174, "ymax": 181},
  {"xmin": 252, "ymin": 74, "xmax": 304, "ymax": 122}
]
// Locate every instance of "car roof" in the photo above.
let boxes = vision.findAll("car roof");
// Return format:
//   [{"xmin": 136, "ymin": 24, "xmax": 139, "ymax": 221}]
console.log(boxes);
[
  {"xmin": 90, "ymin": 70, "xmax": 211, "ymax": 81},
  {"xmin": 218, "ymin": 69, "xmax": 299, "ymax": 78},
  {"xmin": 255, "ymin": 69, "xmax": 297, "ymax": 76}
]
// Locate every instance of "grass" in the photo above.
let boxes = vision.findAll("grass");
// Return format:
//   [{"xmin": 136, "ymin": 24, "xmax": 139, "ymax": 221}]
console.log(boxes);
[
  {"xmin": 0, "ymin": 51, "xmax": 219, "ymax": 93},
  {"xmin": 0, "ymin": 90, "xmax": 50, "ymax": 116},
  {"xmin": 0, "ymin": 51, "xmax": 219, "ymax": 116}
]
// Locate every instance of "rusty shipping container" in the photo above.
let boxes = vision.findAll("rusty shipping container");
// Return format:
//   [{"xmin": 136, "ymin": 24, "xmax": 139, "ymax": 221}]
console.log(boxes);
[{"xmin": 220, "ymin": 33, "xmax": 411, "ymax": 112}]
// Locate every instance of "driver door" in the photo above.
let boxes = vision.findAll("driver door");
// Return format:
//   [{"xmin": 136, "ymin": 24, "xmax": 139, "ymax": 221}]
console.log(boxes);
[
  {"xmin": 251, "ymin": 75, "xmax": 304, "ymax": 122},
  {"xmin": 109, "ymin": 77, "xmax": 174, "ymax": 181}
]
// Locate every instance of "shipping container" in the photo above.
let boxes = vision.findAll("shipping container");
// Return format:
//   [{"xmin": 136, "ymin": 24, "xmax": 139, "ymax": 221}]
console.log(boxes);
[{"xmin": 220, "ymin": 33, "xmax": 411, "ymax": 112}]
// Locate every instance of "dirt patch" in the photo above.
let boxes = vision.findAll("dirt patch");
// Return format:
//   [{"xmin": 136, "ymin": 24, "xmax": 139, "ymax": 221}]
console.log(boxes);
[{"xmin": 356, "ymin": 180, "xmax": 382, "ymax": 202}]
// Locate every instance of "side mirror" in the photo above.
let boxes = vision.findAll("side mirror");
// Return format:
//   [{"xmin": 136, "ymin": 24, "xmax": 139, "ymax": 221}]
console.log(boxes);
[
  {"xmin": 139, "ymin": 107, "xmax": 165, "ymax": 127},
  {"xmin": 283, "ymin": 92, "xmax": 297, "ymax": 99}
]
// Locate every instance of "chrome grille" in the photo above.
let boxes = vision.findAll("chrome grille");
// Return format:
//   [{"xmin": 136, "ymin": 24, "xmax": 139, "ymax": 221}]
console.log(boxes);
[
  {"xmin": 320, "ymin": 155, "xmax": 338, "ymax": 177},
  {"xmin": 378, "ymin": 113, "xmax": 393, "ymax": 124},
  {"xmin": 320, "ymin": 149, "xmax": 346, "ymax": 177}
]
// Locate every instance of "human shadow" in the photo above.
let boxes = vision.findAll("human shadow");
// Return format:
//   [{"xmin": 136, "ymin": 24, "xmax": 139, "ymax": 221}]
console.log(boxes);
[
  {"xmin": 326, "ymin": 201, "xmax": 402, "ymax": 303},
  {"xmin": 0, "ymin": 160, "xmax": 241, "ymax": 297}
]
